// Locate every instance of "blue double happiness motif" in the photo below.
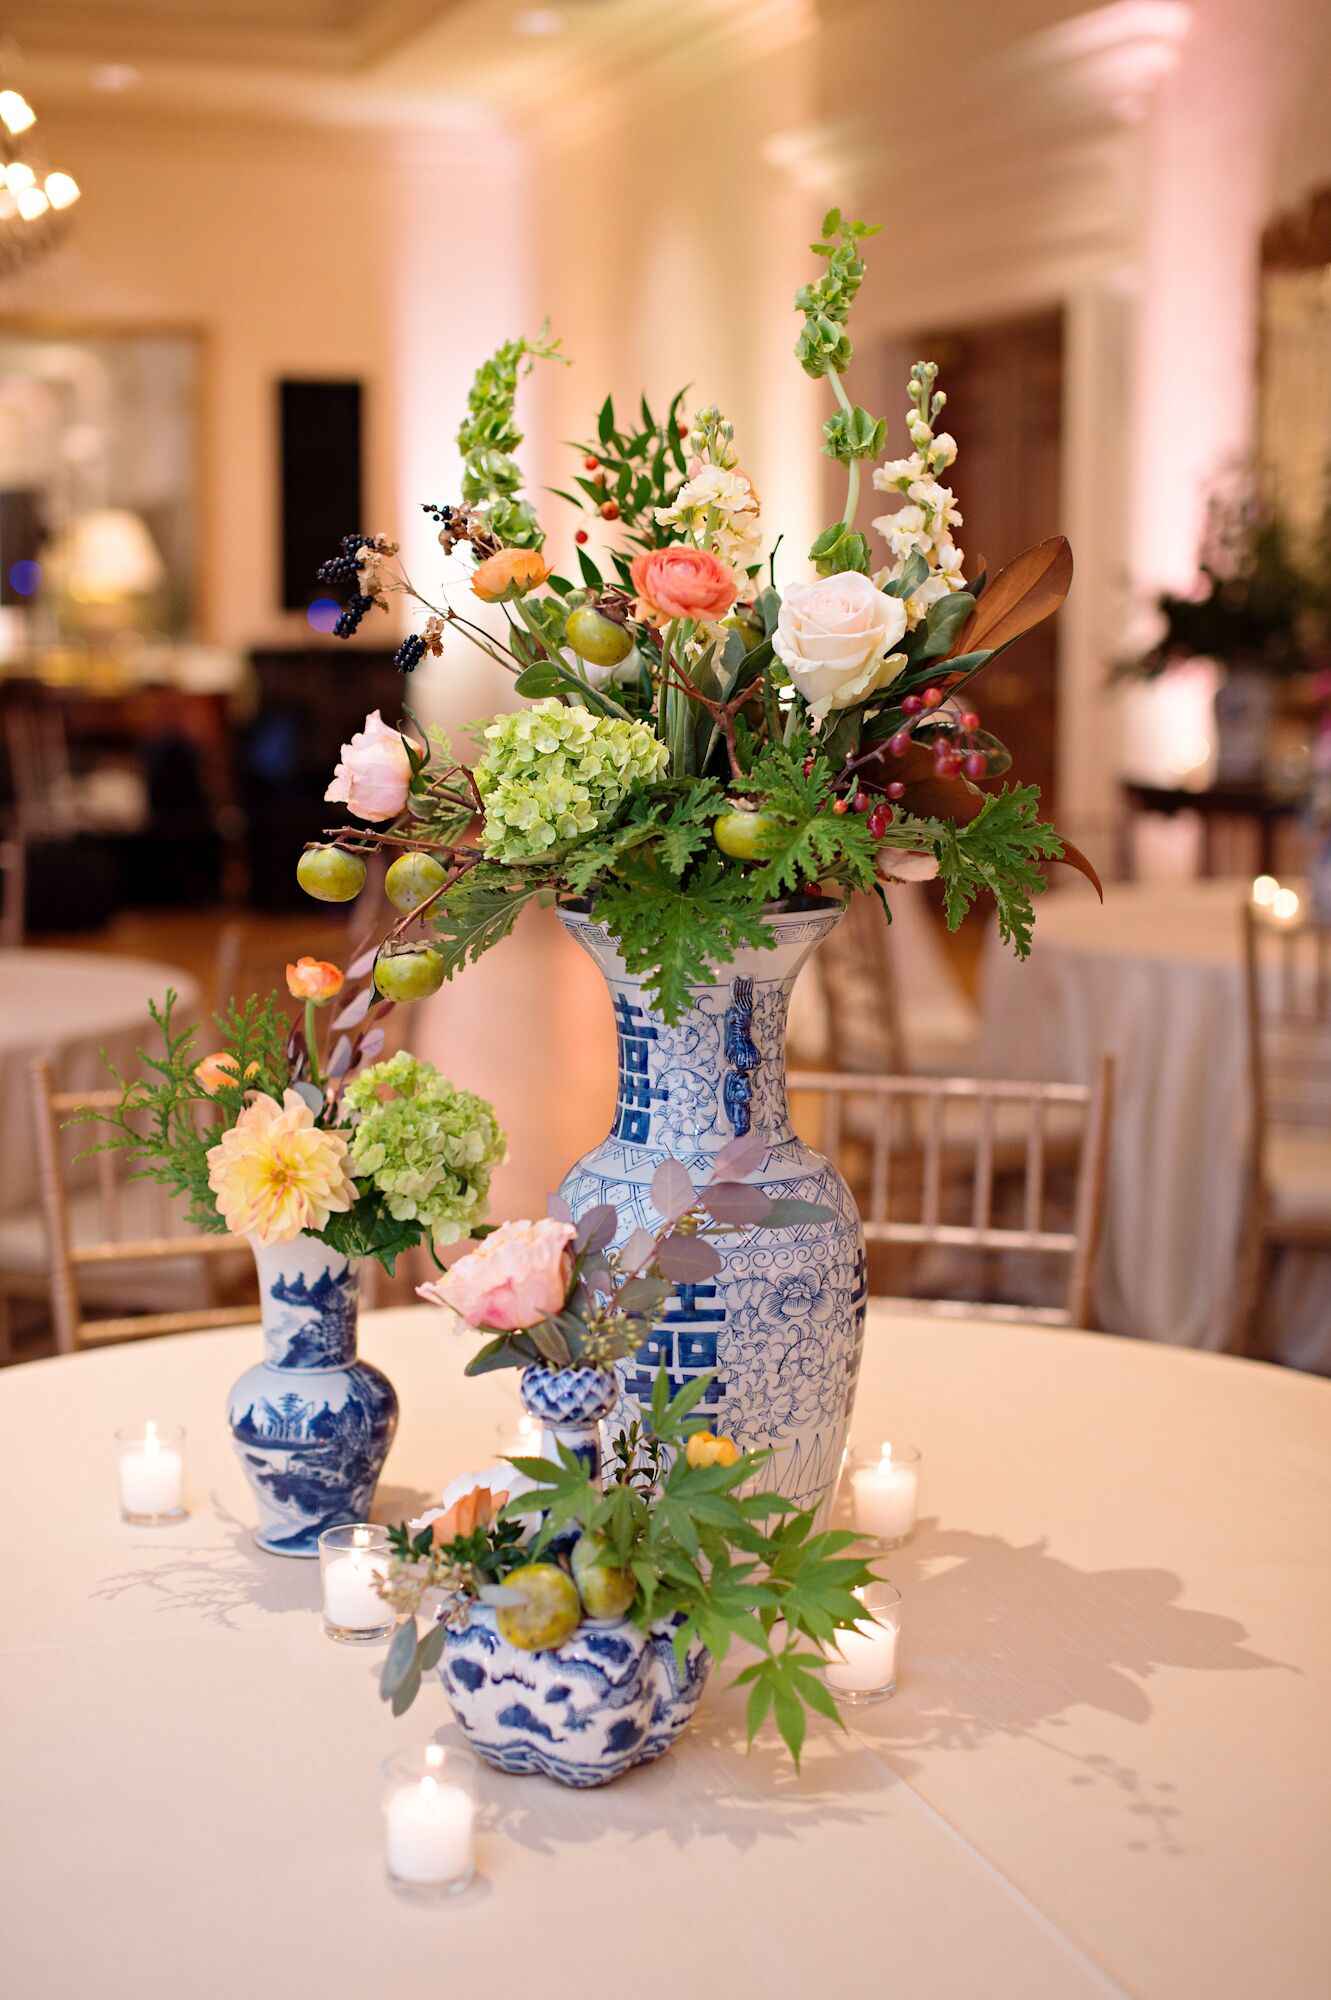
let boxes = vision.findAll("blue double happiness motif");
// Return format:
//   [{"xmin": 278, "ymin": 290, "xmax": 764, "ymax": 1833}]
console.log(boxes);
[
  {"xmin": 612, "ymin": 991, "xmax": 665, "ymax": 1144},
  {"xmin": 622, "ymin": 1282, "xmax": 726, "ymax": 1414}
]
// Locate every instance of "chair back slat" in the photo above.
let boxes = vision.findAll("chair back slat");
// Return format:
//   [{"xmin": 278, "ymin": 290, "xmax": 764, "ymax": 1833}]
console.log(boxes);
[
  {"xmin": 28, "ymin": 1056, "xmax": 259, "ymax": 1353},
  {"xmin": 789, "ymin": 1058, "xmax": 1115, "ymax": 1328}
]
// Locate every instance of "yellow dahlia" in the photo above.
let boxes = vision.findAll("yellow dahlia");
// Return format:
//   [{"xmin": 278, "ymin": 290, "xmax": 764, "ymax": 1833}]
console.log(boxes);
[{"xmin": 206, "ymin": 1089, "xmax": 357, "ymax": 1246}]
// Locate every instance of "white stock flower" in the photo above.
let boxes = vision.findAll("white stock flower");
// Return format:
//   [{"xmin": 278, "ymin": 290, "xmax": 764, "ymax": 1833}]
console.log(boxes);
[
  {"xmin": 772, "ymin": 571, "xmax": 908, "ymax": 719},
  {"xmin": 936, "ymin": 539, "xmax": 966, "ymax": 583},
  {"xmin": 872, "ymin": 453, "xmax": 925, "ymax": 492},
  {"xmin": 656, "ymin": 462, "xmax": 762, "ymax": 570},
  {"xmin": 930, "ymin": 432, "xmax": 958, "ymax": 468},
  {"xmin": 905, "ymin": 570, "xmax": 956, "ymax": 626}
]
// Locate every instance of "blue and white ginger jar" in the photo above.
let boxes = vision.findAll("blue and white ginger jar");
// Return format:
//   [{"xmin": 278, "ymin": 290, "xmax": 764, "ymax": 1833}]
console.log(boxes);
[
  {"xmin": 226, "ymin": 1233, "xmax": 397, "ymax": 1557},
  {"xmin": 557, "ymin": 901, "xmax": 866, "ymax": 1516}
]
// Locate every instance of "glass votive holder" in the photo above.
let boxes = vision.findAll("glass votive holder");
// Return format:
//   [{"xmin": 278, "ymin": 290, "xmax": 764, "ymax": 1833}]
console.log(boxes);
[
  {"xmin": 115, "ymin": 1420, "xmax": 186, "ymax": 1525},
  {"xmin": 821, "ymin": 1582, "xmax": 902, "ymax": 1707},
  {"xmin": 842, "ymin": 1441, "xmax": 921, "ymax": 1546},
  {"xmin": 318, "ymin": 1524, "xmax": 394, "ymax": 1643},
  {"xmin": 382, "ymin": 1744, "xmax": 478, "ymax": 1898},
  {"xmin": 495, "ymin": 1412, "xmax": 539, "ymax": 1460}
]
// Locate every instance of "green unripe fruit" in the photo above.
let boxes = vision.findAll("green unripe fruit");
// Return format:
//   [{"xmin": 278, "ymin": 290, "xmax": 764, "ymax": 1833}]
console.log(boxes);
[
  {"xmin": 372, "ymin": 945, "xmax": 445, "ymax": 1003},
  {"xmin": 571, "ymin": 1532, "xmax": 637, "ymax": 1621},
  {"xmin": 565, "ymin": 605, "xmax": 633, "ymax": 668},
  {"xmin": 496, "ymin": 1562, "xmax": 582, "ymax": 1652},
  {"xmin": 722, "ymin": 613, "xmax": 765, "ymax": 655},
  {"xmin": 296, "ymin": 845, "xmax": 367, "ymax": 903},
  {"xmin": 384, "ymin": 852, "xmax": 449, "ymax": 914},
  {"xmin": 713, "ymin": 809, "xmax": 778, "ymax": 862}
]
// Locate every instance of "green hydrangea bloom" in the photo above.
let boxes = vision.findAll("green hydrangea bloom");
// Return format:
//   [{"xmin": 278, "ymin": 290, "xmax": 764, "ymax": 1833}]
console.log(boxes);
[
  {"xmin": 475, "ymin": 700, "xmax": 668, "ymax": 862},
  {"xmin": 343, "ymin": 1053, "xmax": 505, "ymax": 1245}
]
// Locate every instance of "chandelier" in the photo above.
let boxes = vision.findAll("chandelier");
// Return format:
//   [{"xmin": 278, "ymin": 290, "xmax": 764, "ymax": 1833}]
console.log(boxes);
[{"xmin": 0, "ymin": 90, "xmax": 80, "ymax": 279}]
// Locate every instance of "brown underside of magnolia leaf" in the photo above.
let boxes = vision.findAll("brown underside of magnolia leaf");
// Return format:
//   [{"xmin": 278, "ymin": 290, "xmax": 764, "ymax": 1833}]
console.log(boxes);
[{"xmin": 945, "ymin": 535, "xmax": 1073, "ymax": 662}]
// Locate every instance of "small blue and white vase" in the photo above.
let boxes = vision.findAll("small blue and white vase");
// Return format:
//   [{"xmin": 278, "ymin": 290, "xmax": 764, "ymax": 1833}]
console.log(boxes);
[
  {"xmin": 519, "ymin": 1363, "xmax": 618, "ymax": 1484},
  {"xmin": 439, "ymin": 1605, "xmax": 709, "ymax": 1787},
  {"xmin": 226, "ymin": 1233, "xmax": 398, "ymax": 1557},
  {"xmin": 558, "ymin": 901, "xmax": 866, "ymax": 1517}
]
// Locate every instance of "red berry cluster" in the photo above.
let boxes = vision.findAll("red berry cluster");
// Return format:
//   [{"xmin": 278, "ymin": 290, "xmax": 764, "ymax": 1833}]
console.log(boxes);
[{"xmin": 886, "ymin": 687, "xmax": 987, "ymax": 781}]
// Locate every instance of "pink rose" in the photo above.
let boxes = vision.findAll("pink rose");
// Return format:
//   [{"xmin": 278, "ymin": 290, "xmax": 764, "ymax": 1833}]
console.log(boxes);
[
  {"xmin": 630, "ymin": 546, "xmax": 739, "ymax": 624},
  {"xmin": 325, "ymin": 710, "xmax": 412, "ymax": 823},
  {"xmin": 417, "ymin": 1217, "xmax": 576, "ymax": 1332}
]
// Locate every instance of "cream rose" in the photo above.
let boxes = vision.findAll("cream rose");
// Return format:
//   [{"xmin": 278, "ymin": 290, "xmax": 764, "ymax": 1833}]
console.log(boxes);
[{"xmin": 771, "ymin": 571, "xmax": 908, "ymax": 719}]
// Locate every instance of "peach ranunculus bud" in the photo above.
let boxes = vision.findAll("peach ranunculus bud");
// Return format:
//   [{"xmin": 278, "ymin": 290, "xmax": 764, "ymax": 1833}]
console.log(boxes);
[
  {"xmin": 471, "ymin": 548, "xmax": 552, "ymax": 604},
  {"xmin": 429, "ymin": 1482, "xmax": 510, "ymax": 1547},
  {"xmin": 286, "ymin": 956, "xmax": 345, "ymax": 1004},
  {"xmin": 630, "ymin": 546, "xmax": 740, "ymax": 625},
  {"xmin": 194, "ymin": 1052, "xmax": 258, "ymax": 1095},
  {"xmin": 324, "ymin": 709, "xmax": 412, "ymax": 823},
  {"xmin": 416, "ymin": 1216, "xmax": 576, "ymax": 1332},
  {"xmin": 685, "ymin": 1430, "xmax": 741, "ymax": 1470}
]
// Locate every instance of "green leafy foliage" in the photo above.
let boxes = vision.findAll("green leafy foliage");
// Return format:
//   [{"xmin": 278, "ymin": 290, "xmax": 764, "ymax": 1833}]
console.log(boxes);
[
  {"xmin": 822, "ymin": 403, "xmax": 887, "ymax": 464},
  {"xmin": 431, "ymin": 868, "xmax": 548, "ymax": 978},
  {"xmin": 807, "ymin": 521, "xmax": 873, "ymax": 577},
  {"xmin": 742, "ymin": 742, "xmax": 878, "ymax": 899},
  {"xmin": 793, "ymin": 209, "xmax": 881, "ymax": 379},
  {"xmin": 596, "ymin": 853, "xmax": 774, "ymax": 1022},
  {"xmin": 898, "ymin": 783, "xmax": 1063, "ymax": 956},
  {"xmin": 457, "ymin": 327, "xmax": 565, "ymax": 549}
]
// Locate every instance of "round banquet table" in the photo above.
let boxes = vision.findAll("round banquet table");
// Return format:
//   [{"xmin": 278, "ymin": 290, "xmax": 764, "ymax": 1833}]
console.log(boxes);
[
  {"xmin": 0, "ymin": 948, "xmax": 199, "ymax": 1214},
  {"xmin": 2, "ymin": 1307, "xmax": 1328, "ymax": 2000},
  {"xmin": 977, "ymin": 877, "xmax": 1330, "ymax": 1367}
]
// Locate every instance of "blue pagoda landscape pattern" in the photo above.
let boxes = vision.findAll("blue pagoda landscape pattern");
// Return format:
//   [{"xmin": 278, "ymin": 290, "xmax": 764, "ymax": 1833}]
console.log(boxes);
[
  {"xmin": 265, "ymin": 1264, "xmax": 357, "ymax": 1367},
  {"xmin": 232, "ymin": 1370, "xmax": 394, "ymax": 1554}
]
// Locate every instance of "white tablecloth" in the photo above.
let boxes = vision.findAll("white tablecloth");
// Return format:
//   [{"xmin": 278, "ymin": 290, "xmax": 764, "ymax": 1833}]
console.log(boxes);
[
  {"xmin": 978, "ymin": 879, "xmax": 1330, "ymax": 1365},
  {"xmin": 2, "ymin": 1307, "xmax": 1328, "ymax": 1998},
  {"xmin": 0, "ymin": 948, "xmax": 198, "ymax": 1214}
]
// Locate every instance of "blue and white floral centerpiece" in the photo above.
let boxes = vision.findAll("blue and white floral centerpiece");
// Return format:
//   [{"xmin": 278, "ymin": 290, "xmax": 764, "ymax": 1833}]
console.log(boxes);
[{"xmin": 372, "ymin": 1153, "xmax": 880, "ymax": 1782}]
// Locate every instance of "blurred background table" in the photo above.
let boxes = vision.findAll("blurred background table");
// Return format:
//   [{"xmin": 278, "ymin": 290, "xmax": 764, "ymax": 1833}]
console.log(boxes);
[
  {"xmin": 2, "ymin": 1306, "xmax": 1326, "ymax": 1998},
  {"xmin": 978, "ymin": 879, "xmax": 1330, "ymax": 1365}
]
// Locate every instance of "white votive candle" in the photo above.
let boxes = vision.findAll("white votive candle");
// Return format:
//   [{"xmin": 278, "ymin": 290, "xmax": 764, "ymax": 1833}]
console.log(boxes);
[
  {"xmin": 822, "ymin": 1583, "xmax": 901, "ymax": 1704},
  {"xmin": 318, "ymin": 1524, "xmax": 392, "ymax": 1642},
  {"xmin": 849, "ymin": 1442, "xmax": 920, "ymax": 1544},
  {"xmin": 116, "ymin": 1421, "xmax": 184, "ymax": 1522},
  {"xmin": 382, "ymin": 1746, "xmax": 477, "ymax": 1896}
]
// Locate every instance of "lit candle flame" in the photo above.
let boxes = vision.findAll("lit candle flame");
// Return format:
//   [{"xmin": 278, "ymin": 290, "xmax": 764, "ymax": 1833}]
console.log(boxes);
[
  {"xmin": 880, "ymin": 1441, "xmax": 893, "ymax": 1469},
  {"xmin": 1272, "ymin": 887, "xmax": 1301, "ymax": 922},
  {"xmin": 144, "ymin": 1420, "xmax": 160, "ymax": 1457},
  {"xmin": 352, "ymin": 1526, "xmax": 370, "ymax": 1550}
]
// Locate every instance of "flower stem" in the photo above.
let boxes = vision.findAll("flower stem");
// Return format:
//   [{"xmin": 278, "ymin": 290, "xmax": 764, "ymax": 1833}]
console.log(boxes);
[
  {"xmin": 831, "ymin": 371, "xmax": 860, "ymax": 529},
  {"xmin": 304, "ymin": 999, "xmax": 323, "ymax": 1088}
]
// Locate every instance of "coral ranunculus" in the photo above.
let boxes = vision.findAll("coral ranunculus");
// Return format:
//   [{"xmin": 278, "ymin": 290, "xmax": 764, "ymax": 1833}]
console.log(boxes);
[
  {"xmin": 286, "ymin": 957, "xmax": 345, "ymax": 1004},
  {"xmin": 630, "ymin": 545, "xmax": 739, "ymax": 625},
  {"xmin": 325, "ymin": 710, "xmax": 412, "ymax": 823},
  {"xmin": 194, "ymin": 1052, "xmax": 258, "ymax": 1095},
  {"xmin": 206, "ymin": 1089, "xmax": 357, "ymax": 1246},
  {"xmin": 416, "ymin": 1216, "xmax": 576, "ymax": 1331},
  {"xmin": 471, "ymin": 548, "xmax": 552, "ymax": 603}
]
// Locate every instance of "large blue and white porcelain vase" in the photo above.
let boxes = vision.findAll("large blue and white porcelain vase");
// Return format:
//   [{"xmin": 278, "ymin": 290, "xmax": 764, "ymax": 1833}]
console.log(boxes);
[
  {"xmin": 226, "ymin": 1233, "xmax": 398, "ymax": 1557},
  {"xmin": 558, "ymin": 900, "xmax": 866, "ymax": 1515}
]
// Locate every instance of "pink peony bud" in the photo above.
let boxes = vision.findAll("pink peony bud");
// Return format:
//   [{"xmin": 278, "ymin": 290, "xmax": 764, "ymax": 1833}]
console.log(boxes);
[
  {"xmin": 417, "ymin": 1217, "xmax": 576, "ymax": 1332},
  {"xmin": 325, "ymin": 710, "xmax": 411, "ymax": 823}
]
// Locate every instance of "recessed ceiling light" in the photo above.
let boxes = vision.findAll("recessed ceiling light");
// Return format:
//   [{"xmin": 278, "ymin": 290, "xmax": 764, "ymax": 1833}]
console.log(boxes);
[
  {"xmin": 511, "ymin": 8, "xmax": 566, "ymax": 35},
  {"xmin": 89, "ymin": 64, "xmax": 141, "ymax": 93}
]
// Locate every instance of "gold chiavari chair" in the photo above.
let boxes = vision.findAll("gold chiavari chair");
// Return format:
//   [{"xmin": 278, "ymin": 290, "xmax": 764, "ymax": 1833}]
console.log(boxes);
[
  {"xmin": 788, "ymin": 1056, "xmax": 1115, "ymax": 1328},
  {"xmin": 28, "ymin": 1057, "xmax": 259, "ymax": 1354},
  {"xmin": 1234, "ymin": 905, "xmax": 1331, "ymax": 1355}
]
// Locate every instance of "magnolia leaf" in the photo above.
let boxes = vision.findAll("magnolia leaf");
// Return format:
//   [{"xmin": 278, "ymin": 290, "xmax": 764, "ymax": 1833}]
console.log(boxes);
[
  {"xmin": 702, "ymin": 1181, "xmax": 772, "ymax": 1225},
  {"xmin": 331, "ymin": 985, "xmax": 374, "ymax": 1032},
  {"xmin": 651, "ymin": 1158, "xmax": 697, "ymax": 1221},
  {"xmin": 946, "ymin": 536, "xmax": 1072, "ymax": 659},
  {"xmin": 620, "ymin": 1226, "xmax": 659, "ymax": 1271},
  {"xmin": 656, "ymin": 1232, "xmax": 723, "ymax": 1281},
  {"xmin": 710, "ymin": 1133, "xmax": 766, "ymax": 1181},
  {"xmin": 1055, "ymin": 835, "xmax": 1104, "ymax": 900},
  {"xmin": 574, "ymin": 1204, "xmax": 618, "ymax": 1254},
  {"xmin": 547, "ymin": 1192, "xmax": 573, "ymax": 1223}
]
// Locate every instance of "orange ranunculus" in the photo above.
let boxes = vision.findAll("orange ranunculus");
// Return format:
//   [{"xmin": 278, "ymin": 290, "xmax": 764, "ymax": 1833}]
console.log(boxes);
[
  {"xmin": 194, "ymin": 1052, "xmax": 258, "ymax": 1095},
  {"xmin": 471, "ymin": 548, "xmax": 552, "ymax": 603},
  {"xmin": 286, "ymin": 957, "xmax": 345, "ymax": 1004},
  {"xmin": 430, "ymin": 1483, "xmax": 510, "ymax": 1547},
  {"xmin": 630, "ymin": 545, "xmax": 739, "ymax": 625},
  {"xmin": 685, "ymin": 1430, "xmax": 741, "ymax": 1470}
]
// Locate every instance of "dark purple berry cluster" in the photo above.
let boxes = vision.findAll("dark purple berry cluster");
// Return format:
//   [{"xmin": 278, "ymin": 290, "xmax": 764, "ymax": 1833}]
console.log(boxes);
[
  {"xmin": 334, "ymin": 594, "xmax": 375, "ymax": 638},
  {"xmin": 316, "ymin": 534, "xmax": 370, "ymax": 586},
  {"xmin": 394, "ymin": 633, "xmax": 427, "ymax": 674}
]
